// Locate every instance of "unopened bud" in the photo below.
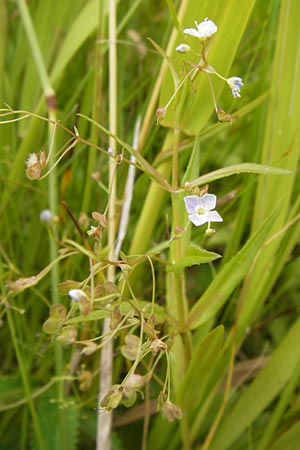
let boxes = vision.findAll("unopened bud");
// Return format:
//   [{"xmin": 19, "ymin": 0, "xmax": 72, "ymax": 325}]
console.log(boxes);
[
  {"xmin": 40, "ymin": 209, "xmax": 52, "ymax": 224},
  {"xmin": 115, "ymin": 154, "xmax": 123, "ymax": 164},
  {"xmin": 156, "ymin": 107, "xmax": 166, "ymax": 123},
  {"xmin": 175, "ymin": 43, "xmax": 191, "ymax": 53},
  {"xmin": 184, "ymin": 181, "xmax": 193, "ymax": 192},
  {"xmin": 205, "ymin": 228, "xmax": 216, "ymax": 237},
  {"xmin": 68, "ymin": 289, "xmax": 86, "ymax": 302},
  {"xmin": 174, "ymin": 226, "xmax": 185, "ymax": 239}
]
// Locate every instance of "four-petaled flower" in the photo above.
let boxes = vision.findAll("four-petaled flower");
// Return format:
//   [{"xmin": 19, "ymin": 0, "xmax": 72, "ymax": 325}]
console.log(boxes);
[
  {"xmin": 184, "ymin": 194, "xmax": 223, "ymax": 227},
  {"xmin": 184, "ymin": 18, "xmax": 218, "ymax": 39},
  {"xmin": 227, "ymin": 76, "xmax": 243, "ymax": 98}
]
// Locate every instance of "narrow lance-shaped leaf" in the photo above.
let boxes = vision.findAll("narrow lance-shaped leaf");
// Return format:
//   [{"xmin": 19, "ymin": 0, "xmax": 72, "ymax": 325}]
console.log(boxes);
[
  {"xmin": 167, "ymin": 244, "xmax": 221, "ymax": 272},
  {"xmin": 209, "ymin": 318, "xmax": 300, "ymax": 450},
  {"xmin": 185, "ymin": 163, "xmax": 291, "ymax": 190},
  {"xmin": 179, "ymin": 326, "xmax": 224, "ymax": 410},
  {"xmin": 187, "ymin": 206, "xmax": 278, "ymax": 329}
]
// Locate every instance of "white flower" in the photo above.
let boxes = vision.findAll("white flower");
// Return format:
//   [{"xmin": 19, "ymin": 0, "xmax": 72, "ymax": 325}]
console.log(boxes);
[
  {"xmin": 184, "ymin": 18, "xmax": 217, "ymax": 39},
  {"xmin": 68, "ymin": 289, "xmax": 87, "ymax": 302},
  {"xmin": 176, "ymin": 43, "xmax": 191, "ymax": 53},
  {"xmin": 227, "ymin": 76, "xmax": 243, "ymax": 98},
  {"xmin": 184, "ymin": 194, "xmax": 223, "ymax": 227}
]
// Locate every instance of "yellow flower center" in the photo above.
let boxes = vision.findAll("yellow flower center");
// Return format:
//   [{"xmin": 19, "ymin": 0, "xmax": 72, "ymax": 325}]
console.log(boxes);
[{"xmin": 196, "ymin": 207, "xmax": 205, "ymax": 215}]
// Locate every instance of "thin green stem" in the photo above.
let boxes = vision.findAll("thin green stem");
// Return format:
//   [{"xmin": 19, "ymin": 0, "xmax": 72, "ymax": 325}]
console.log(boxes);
[
  {"xmin": 81, "ymin": 2, "xmax": 105, "ymax": 213},
  {"xmin": 16, "ymin": 1, "xmax": 66, "ymax": 445},
  {"xmin": 16, "ymin": 0, "xmax": 54, "ymax": 97}
]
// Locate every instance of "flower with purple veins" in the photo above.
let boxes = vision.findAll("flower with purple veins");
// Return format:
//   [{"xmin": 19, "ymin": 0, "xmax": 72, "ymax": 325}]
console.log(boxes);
[
  {"xmin": 227, "ymin": 76, "xmax": 243, "ymax": 98},
  {"xmin": 184, "ymin": 194, "xmax": 223, "ymax": 227}
]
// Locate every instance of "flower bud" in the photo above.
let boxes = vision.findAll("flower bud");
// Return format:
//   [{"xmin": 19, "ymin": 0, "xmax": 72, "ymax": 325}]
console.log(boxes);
[
  {"xmin": 175, "ymin": 43, "xmax": 191, "ymax": 53},
  {"xmin": 68, "ymin": 289, "xmax": 86, "ymax": 302},
  {"xmin": 226, "ymin": 76, "xmax": 243, "ymax": 98},
  {"xmin": 156, "ymin": 107, "xmax": 166, "ymax": 123},
  {"xmin": 40, "ymin": 209, "xmax": 52, "ymax": 224},
  {"xmin": 184, "ymin": 181, "xmax": 193, "ymax": 192},
  {"xmin": 205, "ymin": 228, "xmax": 216, "ymax": 237}
]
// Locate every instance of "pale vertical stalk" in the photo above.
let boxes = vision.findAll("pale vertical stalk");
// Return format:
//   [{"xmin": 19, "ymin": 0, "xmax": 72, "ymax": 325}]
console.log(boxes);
[
  {"xmin": 114, "ymin": 116, "xmax": 140, "ymax": 258},
  {"xmin": 96, "ymin": 1, "xmax": 117, "ymax": 449}
]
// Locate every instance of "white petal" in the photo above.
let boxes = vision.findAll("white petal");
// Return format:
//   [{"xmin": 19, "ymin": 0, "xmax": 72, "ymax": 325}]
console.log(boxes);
[
  {"xmin": 183, "ymin": 28, "xmax": 201, "ymax": 37},
  {"xmin": 68, "ymin": 289, "xmax": 86, "ymax": 301},
  {"xmin": 232, "ymin": 88, "xmax": 241, "ymax": 98},
  {"xmin": 199, "ymin": 194, "xmax": 217, "ymax": 211},
  {"xmin": 196, "ymin": 18, "xmax": 218, "ymax": 37},
  {"xmin": 206, "ymin": 211, "xmax": 223, "ymax": 223},
  {"xmin": 184, "ymin": 195, "xmax": 200, "ymax": 214},
  {"xmin": 188, "ymin": 213, "xmax": 209, "ymax": 227}
]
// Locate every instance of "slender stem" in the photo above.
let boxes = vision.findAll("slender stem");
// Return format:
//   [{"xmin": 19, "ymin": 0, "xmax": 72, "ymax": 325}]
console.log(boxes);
[
  {"xmin": 16, "ymin": 0, "xmax": 53, "ymax": 97},
  {"xmin": 16, "ymin": 1, "xmax": 66, "ymax": 446},
  {"xmin": 81, "ymin": 2, "xmax": 105, "ymax": 213},
  {"xmin": 138, "ymin": 0, "xmax": 190, "ymax": 149},
  {"xmin": 97, "ymin": 1, "xmax": 117, "ymax": 449}
]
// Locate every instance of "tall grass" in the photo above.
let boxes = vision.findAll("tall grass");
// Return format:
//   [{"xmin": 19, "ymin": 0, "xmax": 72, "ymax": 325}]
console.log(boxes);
[{"xmin": 1, "ymin": 1, "xmax": 300, "ymax": 450}]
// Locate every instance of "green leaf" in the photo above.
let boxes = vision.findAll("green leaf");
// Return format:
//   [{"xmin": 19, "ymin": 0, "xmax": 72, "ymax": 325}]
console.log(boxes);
[
  {"xmin": 179, "ymin": 326, "xmax": 224, "ymax": 410},
  {"xmin": 147, "ymin": 37, "xmax": 179, "ymax": 89},
  {"xmin": 65, "ymin": 309, "xmax": 110, "ymax": 324},
  {"xmin": 187, "ymin": 207, "xmax": 278, "ymax": 329},
  {"xmin": 167, "ymin": 244, "xmax": 221, "ymax": 272},
  {"xmin": 50, "ymin": 0, "xmax": 99, "ymax": 84},
  {"xmin": 188, "ymin": 163, "xmax": 291, "ymax": 189},
  {"xmin": 32, "ymin": 390, "xmax": 79, "ymax": 450},
  {"xmin": 209, "ymin": 318, "xmax": 300, "ymax": 450},
  {"xmin": 269, "ymin": 422, "xmax": 300, "ymax": 450}
]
